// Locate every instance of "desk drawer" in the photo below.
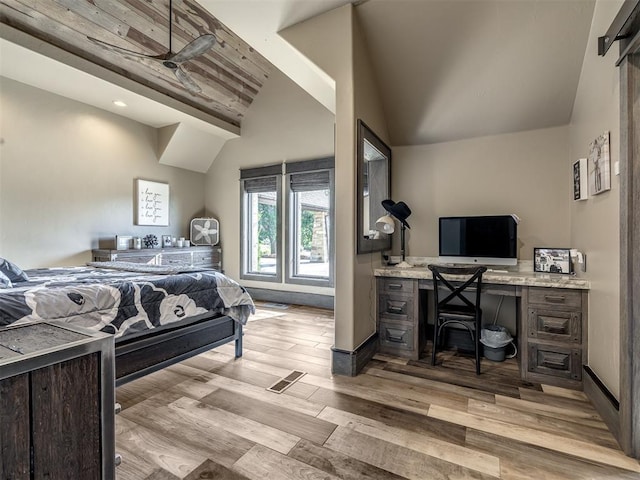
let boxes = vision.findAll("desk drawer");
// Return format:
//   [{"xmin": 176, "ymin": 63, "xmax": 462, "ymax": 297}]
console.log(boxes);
[
  {"xmin": 379, "ymin": 321, "xmax": 415, "ymax": 353},
  {"xmin": 380, "ymin": 278, "xmax": 415, "ymax": 294},
  {"xmin": 528, "ymin": 308, "xmax": 581, "ymax": 343},
  {"xmin": 378, "ymin": 294, "xmax": 414, "ymax": 321},
  {"xmin": 528, "ymin": 287, "xmax": 582, "ymax": 309},
  {"xmin": 528, "ymin": 343, "xmax": 582, "ymax": 381}
]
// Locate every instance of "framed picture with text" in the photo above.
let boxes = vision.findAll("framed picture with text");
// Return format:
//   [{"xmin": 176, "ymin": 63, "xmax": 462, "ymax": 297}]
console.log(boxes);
[{"xmin": 136, "ymin": 179, "xmax": 169, "ymax": 226}]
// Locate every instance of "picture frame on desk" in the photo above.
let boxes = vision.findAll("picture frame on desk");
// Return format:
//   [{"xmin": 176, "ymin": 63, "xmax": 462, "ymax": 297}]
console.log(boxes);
[
  {"xmin": 534, "ymin": 248, "xmax": 572, "ymax": 274},
  {"xmin": 161, "ymin": 235, "xmax": 172, "ymax": 248}
]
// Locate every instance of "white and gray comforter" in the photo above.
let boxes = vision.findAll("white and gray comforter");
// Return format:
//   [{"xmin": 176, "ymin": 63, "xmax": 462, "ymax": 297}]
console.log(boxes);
[{"xmin": 0, "ymin": 265, "xmax": 254, "ymax": 339}]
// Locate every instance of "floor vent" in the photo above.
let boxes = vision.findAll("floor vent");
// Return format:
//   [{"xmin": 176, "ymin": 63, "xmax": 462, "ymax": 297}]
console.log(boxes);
[{"xmin": 266, "ymin": 370, "xmax": 306, "ymax": 394}]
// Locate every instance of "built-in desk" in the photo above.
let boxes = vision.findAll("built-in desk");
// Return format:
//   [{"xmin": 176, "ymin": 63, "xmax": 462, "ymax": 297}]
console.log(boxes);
[{"xmin": 374, "ymin": 266, "xmax": 590, "ymax": 389}]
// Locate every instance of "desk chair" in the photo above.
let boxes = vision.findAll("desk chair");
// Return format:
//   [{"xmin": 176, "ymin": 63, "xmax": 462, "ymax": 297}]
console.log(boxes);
[{"xmin": 428, "ymin": 264, "xmax": 487, "ymax": 375}]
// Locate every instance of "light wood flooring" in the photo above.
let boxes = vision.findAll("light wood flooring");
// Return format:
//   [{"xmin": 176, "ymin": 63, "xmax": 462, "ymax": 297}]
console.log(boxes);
[{"xmin": 115, "ymin": 303, "xmax": 640, "ymax": 479}]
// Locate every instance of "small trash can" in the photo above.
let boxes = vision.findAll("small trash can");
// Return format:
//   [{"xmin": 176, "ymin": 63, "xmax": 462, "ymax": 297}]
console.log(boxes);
[{"xmin": 480, "ymin": 325, "xmax": 517, "ymax": 362}]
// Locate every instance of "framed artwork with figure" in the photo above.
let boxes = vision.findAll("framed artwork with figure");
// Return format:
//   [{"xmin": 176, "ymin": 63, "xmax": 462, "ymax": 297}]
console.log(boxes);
[{"xmin": 588, "ymin": 131, "xmax": 611, "ymax": 196}]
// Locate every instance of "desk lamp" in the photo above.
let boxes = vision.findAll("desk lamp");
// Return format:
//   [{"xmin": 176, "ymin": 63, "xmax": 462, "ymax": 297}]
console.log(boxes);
[{"xmin": 376, "ymin": 199, "xmax": 412, "ymax": 268}]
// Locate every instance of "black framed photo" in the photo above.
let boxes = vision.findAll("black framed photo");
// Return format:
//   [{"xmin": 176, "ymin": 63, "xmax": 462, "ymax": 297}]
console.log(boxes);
[
  {"xmin": 161, "ymin": 235, "xmax": 172, "ymax": 248},
  {"xmin": 534, "ymin": 248, "xmax": 572, "ymax": 274}
]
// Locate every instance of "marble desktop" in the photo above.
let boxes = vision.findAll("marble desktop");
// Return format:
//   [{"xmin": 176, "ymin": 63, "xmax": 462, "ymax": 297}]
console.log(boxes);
[{"xmin": 375, "ymin": 257, "xmax": 590, "ymax": 290}]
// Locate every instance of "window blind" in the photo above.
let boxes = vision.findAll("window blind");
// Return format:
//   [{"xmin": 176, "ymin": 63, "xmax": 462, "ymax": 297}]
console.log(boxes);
[
  {"xmin": 240, "ymin": 164, "xmax": 281, "ymax": 193},
  {"xmin": 286, "ymin": 157, "xmax": 334, "ymax": 192},
  {"xmin": 243, "ymin": 176, "xmax": 277, "ymax": 193},
  {"xmin": 289, "ymin": 171, "xmax": 331, "ymax": 192}
]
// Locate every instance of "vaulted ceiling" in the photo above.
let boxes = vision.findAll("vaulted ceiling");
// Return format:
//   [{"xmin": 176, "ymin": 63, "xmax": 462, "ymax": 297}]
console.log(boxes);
[
  {"xmin": 1, "ymin": 0, "xmax": 599, "ymax": 149},
  {"xmin": 0, "ymin": 0, "xmax": 272, "ymax": 131}
]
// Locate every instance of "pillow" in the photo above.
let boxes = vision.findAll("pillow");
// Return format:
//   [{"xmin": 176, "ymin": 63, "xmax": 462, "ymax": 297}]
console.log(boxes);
[
  {"xmin": 0, "ymin": 271, "xmax": 12, "ymax": 289},
  {"xmin": 0, "ymin": 258, "xmax": 29, "ymax": 282}
]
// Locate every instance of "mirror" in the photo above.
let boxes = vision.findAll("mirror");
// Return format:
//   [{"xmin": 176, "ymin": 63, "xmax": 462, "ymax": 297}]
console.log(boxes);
[{"xmin": 357, "ymin": 119, "xmax": 392, "ymax": 254}]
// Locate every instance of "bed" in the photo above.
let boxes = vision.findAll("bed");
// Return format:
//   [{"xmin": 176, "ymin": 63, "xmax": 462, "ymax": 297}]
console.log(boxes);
[{"xmin": 0, "ymin": 261, "xmax": 254, "ymax": 386}]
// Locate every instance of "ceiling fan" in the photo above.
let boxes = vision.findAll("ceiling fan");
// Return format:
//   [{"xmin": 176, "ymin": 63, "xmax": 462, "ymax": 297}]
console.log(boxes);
[{"xmin": 87, "ymin": 0, "xmax": 215, "ymax": 94}]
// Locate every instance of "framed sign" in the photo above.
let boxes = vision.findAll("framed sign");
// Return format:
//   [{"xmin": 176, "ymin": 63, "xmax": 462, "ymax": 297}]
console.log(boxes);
[
  {"xmin": 534, "ymin": 248, "xmax": 572, "ymax": 274},
  {"xmin": 136, "ymin": 179, "xmax": 169, "ymax": 226}
]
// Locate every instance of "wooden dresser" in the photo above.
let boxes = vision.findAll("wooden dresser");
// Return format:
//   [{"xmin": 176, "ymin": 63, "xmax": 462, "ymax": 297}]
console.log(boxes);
[
  {"xmin": 0, "ymin": 322, "xmax": 115, "ymax": 479},
  {"xmin": 92, "ymin": 245, "xmax": 222, "ymax": 271}
]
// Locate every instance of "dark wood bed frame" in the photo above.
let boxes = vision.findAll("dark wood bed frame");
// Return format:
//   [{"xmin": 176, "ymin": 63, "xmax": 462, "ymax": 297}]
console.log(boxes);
[{"xmin": 114, "ymin": 313, "xmax": 243, "ymax": 387}]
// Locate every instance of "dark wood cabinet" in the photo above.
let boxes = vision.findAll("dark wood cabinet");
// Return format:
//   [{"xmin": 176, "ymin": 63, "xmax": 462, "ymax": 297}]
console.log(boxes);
[
  {"xmin": 0, "ymin": 322, "xmax": 115, "ymax": 479},
  {"xmin": 521, "ymin": 286, "xmax": 588, "ymax": 389},
  {"xmin": 376, "ymin": 278, "xmax": 426, "ymax": 359},
  {"xmin": 92, "ymin": 245, "xmax": 222, "ymax": 271}
]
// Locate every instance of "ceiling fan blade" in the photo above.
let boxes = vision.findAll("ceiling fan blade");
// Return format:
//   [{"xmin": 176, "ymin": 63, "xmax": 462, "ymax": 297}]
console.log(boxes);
[
  {"xmin": 174, "ymin": 66, "xmax": 202, "ymax": 94},
  {"xmin": 169, "ymin": 35, "xmax": 216, "ymax": 63},
  {"xmin": 87, "ymin": 36, "xmax": 167, "ymax": 61}
]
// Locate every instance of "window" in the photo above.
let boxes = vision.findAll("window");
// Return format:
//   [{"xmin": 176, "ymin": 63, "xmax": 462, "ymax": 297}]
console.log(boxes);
[
  {"xmin": 286, "ymin": 158, "xmax": 335, "ymax": 287},
  {"xmin": 240, "ymin": 164, "xmax": 282, "ymax": 282},
  {"xmin": 240, "ymin": 158, "xmax": 334, "ymax": 287}
]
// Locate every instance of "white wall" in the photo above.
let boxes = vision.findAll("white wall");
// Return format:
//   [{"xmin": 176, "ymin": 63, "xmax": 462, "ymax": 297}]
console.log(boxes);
[
  {"xmin": 204, "ymin": 67, "xmax": 335, "ymax": 293},
  {"xmin": 569, "ymin": 0, "xmax": 623, "ymax": 399},
  {"xmin": 393, "ymin": 126, "xmax": 572, "ymax": 260},
  {"xmin": 0, "ymin": 78, "xmax": 206, "ymax": 268}
]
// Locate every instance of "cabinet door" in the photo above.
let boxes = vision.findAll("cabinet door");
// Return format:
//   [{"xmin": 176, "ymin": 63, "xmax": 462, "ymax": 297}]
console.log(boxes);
[
  {"xmin": 31, "ymin": 353, "xmax": 102, "ymax": 479},
  {"xmin": 0, "ymin": 373, "xmax": 30, "ymax": 479}
]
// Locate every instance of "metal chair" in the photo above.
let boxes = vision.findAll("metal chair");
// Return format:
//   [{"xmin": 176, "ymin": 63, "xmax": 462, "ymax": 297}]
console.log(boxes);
[{"xmin": 428, "ymin": 264, "xmax": 487, "ymax": 375}]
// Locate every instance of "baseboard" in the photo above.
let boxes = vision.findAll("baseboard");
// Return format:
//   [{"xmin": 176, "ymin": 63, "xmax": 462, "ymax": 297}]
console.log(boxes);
[
  {"xmin": 331, "ymin": 333, "xmax": 378, "ymax": 376},
  {"xmin": 583, "ymin": 365, "xmax": 621, "ymax": 441},
  {"xmin": 246, "ymin": 288, "xmax": 334, "ymax": 310}
]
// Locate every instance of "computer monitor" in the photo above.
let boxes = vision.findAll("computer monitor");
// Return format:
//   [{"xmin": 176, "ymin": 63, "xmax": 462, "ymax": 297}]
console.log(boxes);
[{"xmin": 439, "ymin": 215, "xmax": 518, "ymax": 266}]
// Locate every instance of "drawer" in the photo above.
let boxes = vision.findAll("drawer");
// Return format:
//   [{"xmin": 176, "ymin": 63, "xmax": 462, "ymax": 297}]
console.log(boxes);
[
  {"xmin": 380, "ymin": 278, "xmax": 415, "ymax": 294},
  {"xmin": 528, "ymin": 308, "xmax": 581, "ymax": 343},
  {"xmin": 160, "ymin": 253, "xmax": 192, "ymax": 266},
  {"xmin": 115, "ymin": 254, "xmax": 157, "ymax": 264},
  {"xmin": 193, "ymin": 252, "xmax": 213, "ymax": 265},
  {"xmin": 379, "ymin": 322, "xmax": 415, "ymax": 352},
  {"xmin": 378, "ymin": 294, "xmax": 414, "ymax": 321},
  {"xmin": 528, "ymin": 343, "xmax": 582, "ymax": 380},
  {"xmin": 528, "ymin": 287, "xmax": 582, "ymax": 309}
]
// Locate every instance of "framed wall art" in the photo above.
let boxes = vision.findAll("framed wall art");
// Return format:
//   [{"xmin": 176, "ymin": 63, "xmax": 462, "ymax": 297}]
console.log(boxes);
[
  {"xmin": 136, "ymin": 179, "xmax": 169, "ymax": 226},
  {"xmin": 573, "ymin": 158, "xmax": 588, "ymax": 201},
  {"xmin": 588, "ymin": 131, "xmax": 611, "ymax": 196},
  {"xmin": 534, "ymin": 247, "xmax": 572, "ymax": 274}
]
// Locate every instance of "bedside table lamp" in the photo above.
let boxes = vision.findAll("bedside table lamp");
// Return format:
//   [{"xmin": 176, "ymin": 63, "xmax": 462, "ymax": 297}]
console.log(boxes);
[{"xmin": 376, "ymin": 199, "xmax": 412, "ymax": 268}]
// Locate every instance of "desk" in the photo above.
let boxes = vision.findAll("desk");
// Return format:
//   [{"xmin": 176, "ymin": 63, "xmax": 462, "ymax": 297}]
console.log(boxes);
[{"xmin": 374, "ymin": 266, "xmax": 590, "ymax": 389}]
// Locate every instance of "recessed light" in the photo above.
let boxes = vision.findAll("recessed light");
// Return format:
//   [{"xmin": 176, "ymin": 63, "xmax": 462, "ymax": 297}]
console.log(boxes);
[{"xmin": 113, "ymin": 100, "xmax": 127, "ymax": 107}]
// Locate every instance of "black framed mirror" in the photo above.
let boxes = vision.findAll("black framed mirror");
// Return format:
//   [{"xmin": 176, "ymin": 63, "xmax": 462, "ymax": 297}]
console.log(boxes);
[{"xmin": 356, "ymin": 119, "xmax": 392, "ymax": 254}]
